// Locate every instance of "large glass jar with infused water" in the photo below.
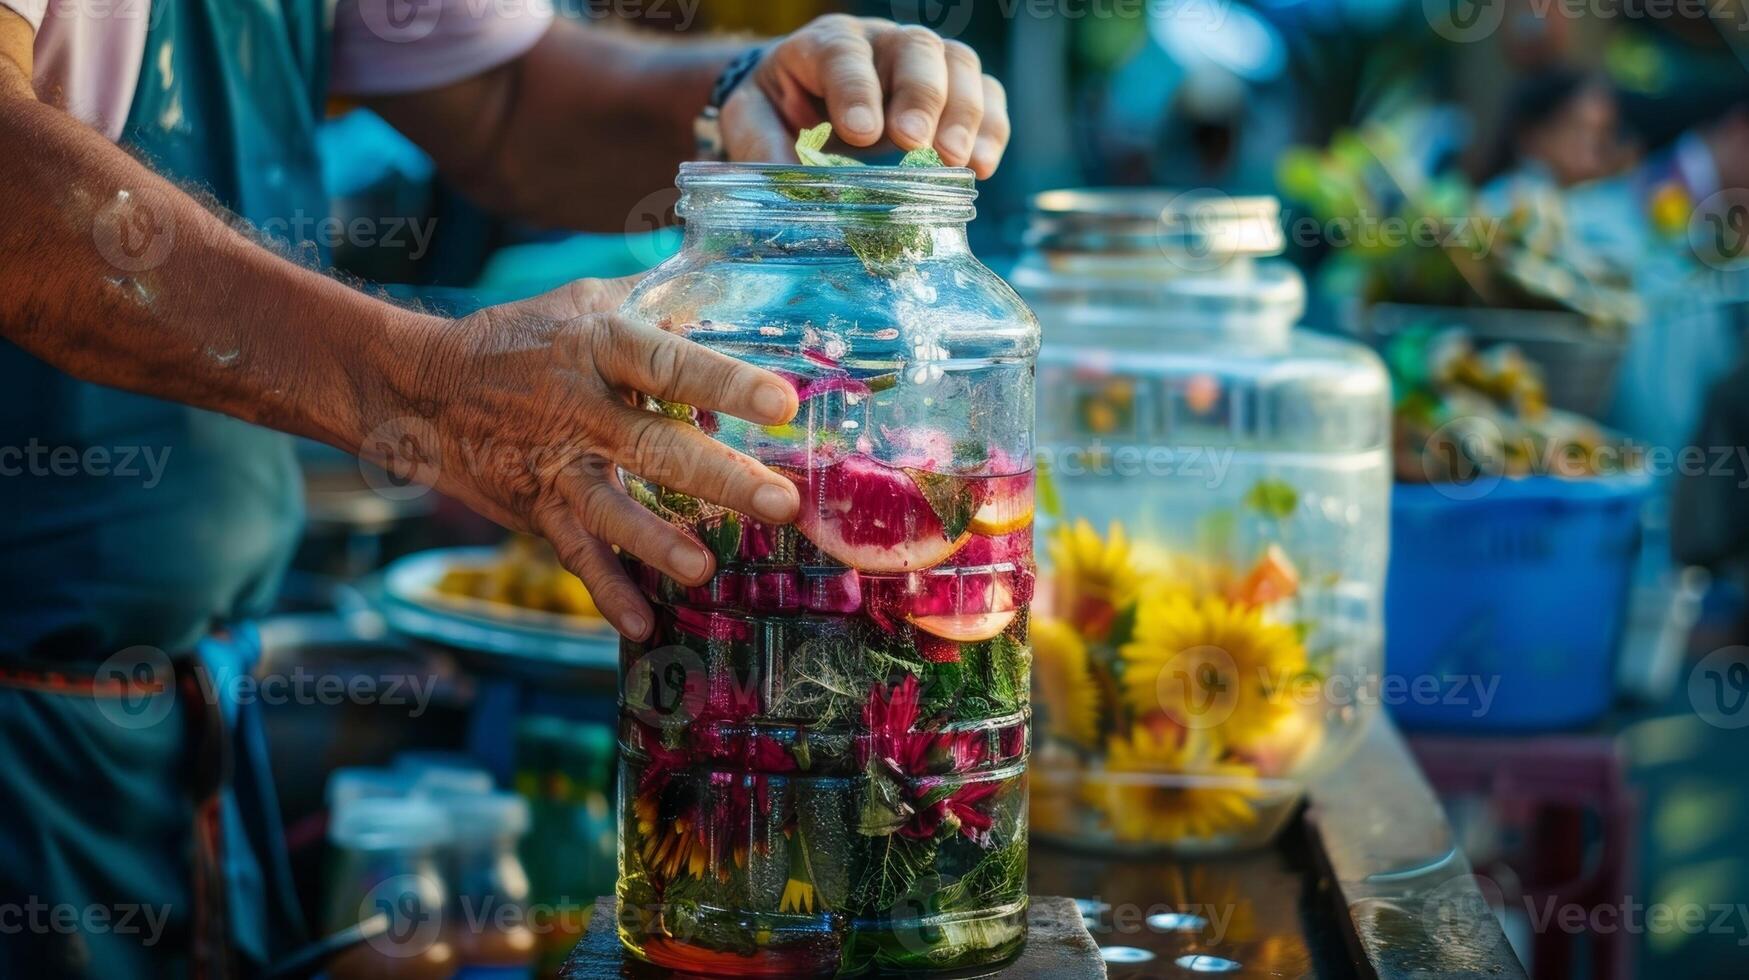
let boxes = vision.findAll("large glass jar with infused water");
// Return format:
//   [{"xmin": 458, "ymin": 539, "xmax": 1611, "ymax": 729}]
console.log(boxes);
[
  {"xmin": 616, "ymin": 161, "xmax": 1038, "ymax": 976},
  {"xmin": 1012, "ymin": 191, "xmax": 1389, "ymax": 855}
]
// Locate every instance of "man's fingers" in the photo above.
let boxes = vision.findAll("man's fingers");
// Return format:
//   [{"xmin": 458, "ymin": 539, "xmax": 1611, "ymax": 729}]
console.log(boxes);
[
  {"xmin": 780, "ymin": 16, "xmax": 885, "ymax": 145},
  {"xmin": 722, "ymin": 83, "xmax": 803, "ymax": 164},
  {"xmin": 535, "ymin": 506, "xmax": 653, "ymax": 639},
  {"xmin": 522, "ymin": 275, "xmax": 643, "ymax": 321},
  {"xmin": 933, "ymin": 41, "xmax": 986, "ymax": 167},
  {"xmin": 590, "ymin": 316, "xmax": 798, "ymax": 426},
  {"xmin": 560, "ymin": 470, "xmax": 719, "ymax": 588},
  {"xmin": 880, "ymin": 25, "xmax": 950, "ymax": 151},
  {"xmin": 607, "ymin": 406, "xmax": 800, "ymax": 525},
  {"xmin": 970, "ymin": 75, "xmax": 1010, "ymax": 179}
]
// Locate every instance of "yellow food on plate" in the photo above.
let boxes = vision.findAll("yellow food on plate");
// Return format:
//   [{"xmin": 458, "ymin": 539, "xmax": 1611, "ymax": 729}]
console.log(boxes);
[{"xmin": 433, "ymin": 535, "xmax": 602, "ymax": 619}]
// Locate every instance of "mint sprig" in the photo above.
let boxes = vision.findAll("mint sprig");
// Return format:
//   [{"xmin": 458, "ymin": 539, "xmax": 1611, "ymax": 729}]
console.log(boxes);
[
  {"xmin": 795, "ymin": 121, "xmax": 861, "ymax": 167},
  {"xmin": 779, "ymin": 123, "xmax": 943, "ymax": 274}
]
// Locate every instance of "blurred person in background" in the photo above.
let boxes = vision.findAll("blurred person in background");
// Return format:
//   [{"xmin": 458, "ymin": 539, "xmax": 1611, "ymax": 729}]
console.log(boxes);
[
  {"xmin": 1482, "ymin": 68, "xmax": 1636, "ymax": 205},
  {"xmin": 0, "ymin": 2, "xmax": 1009, "ymax": 975}
]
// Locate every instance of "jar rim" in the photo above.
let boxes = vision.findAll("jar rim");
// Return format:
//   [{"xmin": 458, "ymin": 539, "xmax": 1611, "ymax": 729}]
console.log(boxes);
[
  {"xmin": 1027, "ymin": 188, "xmax": 1284, "ymax": 258},
  {"xmin": 678, "ymin": 161, "xmax": 978, "ymax": 223}
]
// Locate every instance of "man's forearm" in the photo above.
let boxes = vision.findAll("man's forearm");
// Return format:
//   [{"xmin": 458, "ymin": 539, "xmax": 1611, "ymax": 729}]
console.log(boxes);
[
  {"xmin": 368, "ymin": 20, "xmax": 752, "ymax": 232},
  {"xmin": 0, "ymin": 86, "xmax": 441, "ymax": 453}
]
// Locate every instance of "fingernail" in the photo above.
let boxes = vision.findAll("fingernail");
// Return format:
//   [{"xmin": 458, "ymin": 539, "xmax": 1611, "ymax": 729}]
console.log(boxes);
[
  {"xmin": 899, "ymin": 111, "xmax": 932, "ymax": 145},
  {"xmin": 845, "ymin": 104, "xmax": 877, "ymax": 135},
  {"xmin": 941, "ymin": 125, "xmax": 973, "ymax": 159},
  {"xmin": 669, "ymin": 544, "xmax": 709, "ymax": 582},
  {"xmin": 753, "ymin": 383, "xmax": 791, "ymax": 421},
  {"xmin": 754, "ymin": 483, "xmax": 796, "ymax": 522},
  {"xmin": 974, "ymin": 136, "xmax": 1001, "ymax": 167},
  {"xmin": 623, "ymin": 611, "xmax": 650, "ymax": 639}
]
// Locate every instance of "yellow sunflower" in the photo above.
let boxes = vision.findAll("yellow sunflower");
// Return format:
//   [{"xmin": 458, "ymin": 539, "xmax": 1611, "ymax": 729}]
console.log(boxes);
[
  {"xmin": 634, "ymin": 793, "xmax": 709, "ymax": 882},
  {"xmin": 1119, "ymin": 594, "xmax": 1307, "ymax": 748},
  {"xmin": 1046, "ymin": 519, "xmax": 1146, "ymax": 639},
  {"xmin": 1082, "ymin": 725, "xmax": 1262, "ymax": 844},
  {"xmin": 1030, "ymin": 615, "xmax": 1102, "ymax": 750}
]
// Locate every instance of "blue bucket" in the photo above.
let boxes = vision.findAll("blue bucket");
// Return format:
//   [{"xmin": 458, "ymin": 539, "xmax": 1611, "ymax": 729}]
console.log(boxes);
[{"xmin": 1384, "ymin": 473, "xmax": 1653, "ymax": 731}]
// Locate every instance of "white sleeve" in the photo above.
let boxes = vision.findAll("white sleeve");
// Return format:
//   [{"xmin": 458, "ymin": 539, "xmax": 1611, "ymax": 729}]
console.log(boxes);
[
  {"xmin": 330, "ymin": 0, "xmax": 555, "ymax": 97},
  {"xmin": 0, "ymin": 0, "xmax": 48, "ymax": 31}
]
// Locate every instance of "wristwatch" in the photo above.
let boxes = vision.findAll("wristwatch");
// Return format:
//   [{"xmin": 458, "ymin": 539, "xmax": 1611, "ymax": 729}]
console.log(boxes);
[{"xmin": 695, "ymin": 45, "xmax": 768, "ymax": 161}]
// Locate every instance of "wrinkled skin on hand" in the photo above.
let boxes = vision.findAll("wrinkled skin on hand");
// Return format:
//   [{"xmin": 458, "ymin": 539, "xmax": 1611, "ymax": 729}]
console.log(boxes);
[
  {"xmin": 724, "ymin": 14, "xmax": 1011, "ymax": 178},
  {"xmin": 380, "ymin": 278, "xmax": 800, "ymax": 640}
]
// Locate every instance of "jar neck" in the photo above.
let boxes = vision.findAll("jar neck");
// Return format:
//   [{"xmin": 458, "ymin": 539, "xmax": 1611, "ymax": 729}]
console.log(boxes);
[{"xmin": 677, "ymin": 162, "xmax": 975, "ymax": 257}]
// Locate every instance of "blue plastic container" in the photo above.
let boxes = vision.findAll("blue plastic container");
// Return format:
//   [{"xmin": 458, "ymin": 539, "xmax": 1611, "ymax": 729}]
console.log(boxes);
[{"xmin": 1384, "ymin": 473, "xmax": 1653, "ymax": 731}]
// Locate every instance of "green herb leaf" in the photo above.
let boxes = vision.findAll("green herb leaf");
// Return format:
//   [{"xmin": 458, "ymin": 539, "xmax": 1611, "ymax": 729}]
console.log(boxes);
[
  {"xmin": 1106, "ymin": 600, "xmax": 1140, "ymax": 650},
  {"xmin": 1035, "ymin": 456, "xmax": 1063, "ymax": 519},
  {"xmin": 900, "ymin": 146, "xmax": 945, "ymax": 167},
  {"xmin": 850, "ymin": 829, "xmax": 937, "ymax": 914},
  {"xmin": 697, "ymin": 512, "xmax": 743, "ymax": 567},
  {"xmin": 961, "ymin": 634, "xmax": 1030, "ymax": 713},
  {"xmin": 846, "ymin": 224, "xmax": 934, "ymax": 273},
  {"xmin": 1244, "ymin": 478, "xmax": 1300, "ymax": 519},
  {"xmin": 934, "ymin": 838, "xmax": 1027, "ymax": 915},
  {"xmin": 795, "ymin": 122, "xmax": 860, "ymax": 167},
  {"xmin": 858, "ymin": 758, "xmax": 915, "ymax": 837},
  {"xmin": 905, "ymin": 468, "xmax": 977, "ymax": 540},
  {"xmin": 866, "ymin": 372, "xmax": 901, "ymax": 394}
]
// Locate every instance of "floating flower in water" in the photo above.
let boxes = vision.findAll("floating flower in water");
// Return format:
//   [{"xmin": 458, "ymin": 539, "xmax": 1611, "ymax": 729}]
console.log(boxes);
[
  {"xmin": 1119, "ymin": 594, "xmax": 1306, "ymax": 747},
  {"xmin": 779, "ymin": 831, "xmax": 818, "ymax": 915},
  {"xmin": 780, "ymin": 877, "xmax": 816, "ymax": 915},
  {"xmin": 633, "ymin": 723, "xmax": 794, "ymax": 885},
  {"xmin": 1083, "ymin": 726, "xmax": 1261, "ymax": 843},
  {"xmin": 857, "ymin": 676, "xmax": 1000, "ymax": 842},
  {"xmin": 1030, "ymin": 616, "xmax": 1101, "ymax": 750}
]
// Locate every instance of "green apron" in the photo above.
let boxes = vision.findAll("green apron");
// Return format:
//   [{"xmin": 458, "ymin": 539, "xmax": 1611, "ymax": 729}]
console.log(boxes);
[{"xmin": 0, "ymin": 0, "xmax": 331, "ymax": 974}]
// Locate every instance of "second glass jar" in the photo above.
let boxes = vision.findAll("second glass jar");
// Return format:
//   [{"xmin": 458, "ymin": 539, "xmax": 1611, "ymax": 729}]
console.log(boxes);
[{"xmin": 1013, "ymin": 190, "xmax": 1390, "ymax": 855}]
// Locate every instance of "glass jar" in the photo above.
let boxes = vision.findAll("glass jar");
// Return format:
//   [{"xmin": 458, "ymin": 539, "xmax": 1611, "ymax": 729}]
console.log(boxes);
[
  {"xmin": 615, "ymin": 162, "xmax": 1039, "ymax": 977},
  {"xmin": 1012, "ymin": 190, "xmax": 1389, "ymax": 855},
  {"xmin": 427, "ymin": 790, "xmax": 536, "ymax": 977},
  {"xmin": 324, "ymin": 797, "xmax": 459, "ymax": 980}
]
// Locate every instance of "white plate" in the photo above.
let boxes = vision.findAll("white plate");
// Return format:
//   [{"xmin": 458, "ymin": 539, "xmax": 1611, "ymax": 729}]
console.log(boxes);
[{"xmin": 377, "ymin": 548, "xmax": 620, "ymax": 669}]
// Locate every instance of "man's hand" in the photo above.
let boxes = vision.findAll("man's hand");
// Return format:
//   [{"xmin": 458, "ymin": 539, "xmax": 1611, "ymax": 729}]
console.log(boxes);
[
  {"xmin": 723, "ymin": 15, "xmax": 1010, "ymax": 178},
  {"xmin": 387, "ymin": 280, "xmax": 802, "ymax": 640}
]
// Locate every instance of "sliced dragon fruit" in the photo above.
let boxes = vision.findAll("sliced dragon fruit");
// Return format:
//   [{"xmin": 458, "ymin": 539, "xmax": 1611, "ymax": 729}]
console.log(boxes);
[
  {"xmin": 800, "ymin": 567, "xmax": 863, "ymax": 615},
  {"xmin": 747, "ymin": 569, "xmax": 801, "ymax": 613},
  {"xmin": 670, "ymin": 607, "xmax": 753, "ymax": 644},
  {"xmin": 948, "ymin": 528, "xmax": 1034, "ymax": 568},
  {"xmin": 863, "ymin": 565, "xmax": 1021, "ymax": 642},
  {"xmin": 908, "ymin": 609, "xmax": 1018, "ymax": 643},
  {"xmin": 779, "ymin": 454, "xmax": 971, "ymax": 573}
]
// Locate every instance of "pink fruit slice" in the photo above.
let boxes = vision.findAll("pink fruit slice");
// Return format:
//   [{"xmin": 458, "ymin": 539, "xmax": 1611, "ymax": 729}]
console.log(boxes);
[
  {"xmin": 908, "ymin": 610, "xmax": 1018, "ymax": 642},
  {"xmin": 968, "ymin": 472, "xmax": 1035, "ymax": 535},
  {"xmin": 781, "ymin": 455, "xmax": 970, "ymax": 573}
]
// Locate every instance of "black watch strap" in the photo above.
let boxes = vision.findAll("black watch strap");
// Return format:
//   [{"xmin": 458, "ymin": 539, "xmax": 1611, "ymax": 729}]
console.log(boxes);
[{"xmin": 696, "ymin": 44, "xmax": 768, "ymax": 160}]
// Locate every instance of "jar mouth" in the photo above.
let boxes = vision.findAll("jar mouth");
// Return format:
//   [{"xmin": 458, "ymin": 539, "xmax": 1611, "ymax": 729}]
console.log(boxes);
[
  {"xmin": 1026, "ymin": 188, "xmax": 1284, "ymax": 258},
  {"xmin": 678, "ymin": 161, "xmax": 978, "ymax": 223}
]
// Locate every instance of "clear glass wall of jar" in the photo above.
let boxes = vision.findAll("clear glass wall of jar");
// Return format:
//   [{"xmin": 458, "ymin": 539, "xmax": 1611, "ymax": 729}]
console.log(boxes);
[
  {"xmin": 1013, "ymin": 191, "xmax": 1390, "ymax": 855},
  {"xmin": 615, "ymin": 163, "xmax": 1039, "ymax": 976}
]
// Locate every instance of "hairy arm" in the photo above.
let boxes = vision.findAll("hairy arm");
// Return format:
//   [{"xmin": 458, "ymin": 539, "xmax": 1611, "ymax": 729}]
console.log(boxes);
[
  {"xmin": 0, "ymin": 9, "xmax": 433, "ymax": 450},
  {"xmin": 0, "ymin": 9, "xmax": 800, "ymax": 638}
]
